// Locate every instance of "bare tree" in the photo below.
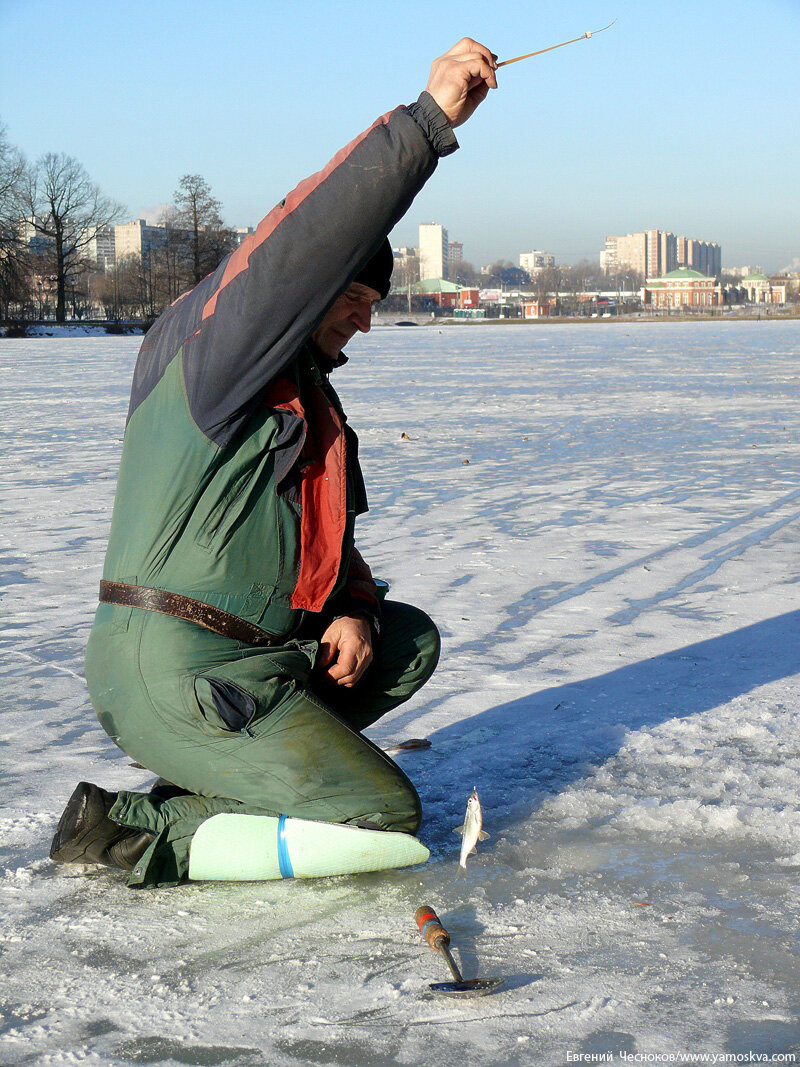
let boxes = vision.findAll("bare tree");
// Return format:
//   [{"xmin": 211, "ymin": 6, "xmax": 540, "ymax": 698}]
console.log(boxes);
[
  {"xmin": 534, "ymin": 265, "xmax": 562, "ymax": 303},
  {"xmin": 173, "ymin": 174, "xmax": 235, "ymax": 286},
  {"xmin": 153, "ymin": 204, "xmax": 191, "ymax": 305},
  {"xmin": 23, "ymin": 152, "xmax": 124, "ymax": 321},
  {"xmin": 96, "ymin": 253, "xmax": 158, "ymax": 323},
  {"xmin": 451, "ymin": 259, "xmax": 481, "ymax": 287},
  {"xmin": 0, "ymin": 121, "xmax": 30, "ymax": 319},
  {"xmin": 560, "ymin": 259, "xmax": 598, "ymax": 295}
]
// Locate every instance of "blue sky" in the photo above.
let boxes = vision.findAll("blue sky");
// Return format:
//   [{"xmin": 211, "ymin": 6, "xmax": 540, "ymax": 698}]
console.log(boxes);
[{"xmin": 2, "ymin": 0, "xmax": 798, "ymax": 270}]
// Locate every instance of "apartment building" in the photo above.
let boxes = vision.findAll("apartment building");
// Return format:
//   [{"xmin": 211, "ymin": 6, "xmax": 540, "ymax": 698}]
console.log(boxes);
[
  {"xmin": 601, "ymin": 232, "xmax": 647, "ymax": 276},
  {"xmin": 19, "ymin": 214, "xmax": 115, "ymax": 271},
  {"xmin": 114, "ymin": 219, "xmax": 169, "ymax": 262},
  {"xmin": 88, "ymin": 225, "xmax": 116, "ymax": 271},
  {"xmin": 419, "ymin": 222, "xmax": 448, "ymax": 281},
  {"xmin": 448, "ymin": 240, "xmax": 463, "ymax": 274},
  {"xmin": 678, "ymin": 238, "xmax": 721, "ymax": 277},
  {"xmin": 603, "ymin": 230, "xmax": 721, "ymax": 279},
  {"xmin": 519, "ymin": 250, "xmax": 556, "ymax": 276}
]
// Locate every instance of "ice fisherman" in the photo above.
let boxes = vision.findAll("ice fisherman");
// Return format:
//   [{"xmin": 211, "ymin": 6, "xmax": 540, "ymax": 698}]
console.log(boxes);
[{"xmin": 49, "ymin": 39, "xmax": 498, "ymax": 887}]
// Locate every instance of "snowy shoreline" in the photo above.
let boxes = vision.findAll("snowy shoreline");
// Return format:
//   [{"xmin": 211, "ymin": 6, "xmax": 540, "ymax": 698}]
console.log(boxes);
[
  {"xmin": 2, "ymin": 312, "xmax": 797, "ymax": 339},
  {"xmin": 0, "ymin": 323, "xmax": 145, "ymax": 338}
]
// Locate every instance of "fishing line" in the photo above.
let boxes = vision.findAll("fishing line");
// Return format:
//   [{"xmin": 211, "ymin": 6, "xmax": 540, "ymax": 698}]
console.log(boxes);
[{"xmin": 497, "ymin": 18, "xmax": 617, "ymax": 68}]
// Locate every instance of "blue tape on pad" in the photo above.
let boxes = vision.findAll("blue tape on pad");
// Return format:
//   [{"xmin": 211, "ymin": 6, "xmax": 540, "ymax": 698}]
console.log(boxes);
[{"xmin": 277, "ymin": 814, "xmax": 294, "ymax": 878}]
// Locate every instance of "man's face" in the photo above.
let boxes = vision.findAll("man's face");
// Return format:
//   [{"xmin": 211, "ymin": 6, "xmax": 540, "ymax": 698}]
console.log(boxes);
[{"xmin": 311, "ymin": 282, "xmax": 382, "ymax": 360}]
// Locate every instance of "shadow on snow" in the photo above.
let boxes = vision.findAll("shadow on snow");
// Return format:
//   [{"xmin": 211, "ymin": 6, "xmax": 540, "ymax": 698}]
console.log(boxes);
[{"xmin": 417, "ymin": 610, "xmax": 800, "ymax": 843}]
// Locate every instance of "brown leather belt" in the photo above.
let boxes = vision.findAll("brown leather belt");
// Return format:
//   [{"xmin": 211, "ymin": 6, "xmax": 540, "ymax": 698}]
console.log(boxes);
[{"xmin": 98, "ymin": 580, "xmax": 282, "ymax": 646}]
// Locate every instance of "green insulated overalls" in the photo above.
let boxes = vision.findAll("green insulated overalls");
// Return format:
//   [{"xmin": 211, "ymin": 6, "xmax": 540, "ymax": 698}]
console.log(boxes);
[{"xmin": 84, "ymin": 94, "xmax": 458, "ymax": 887}]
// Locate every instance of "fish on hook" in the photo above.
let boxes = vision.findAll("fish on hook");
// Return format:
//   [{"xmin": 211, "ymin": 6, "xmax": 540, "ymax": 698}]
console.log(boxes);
[{"xmin": 454, "ymin": 787, "xmax": 489, "ymax": 871}]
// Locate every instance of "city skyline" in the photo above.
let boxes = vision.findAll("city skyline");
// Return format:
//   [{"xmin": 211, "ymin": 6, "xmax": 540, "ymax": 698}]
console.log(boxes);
[
  {"xmin": 2, "ymin": 0, "xmax": 798, "ymax": 272},
  {"xmin": 19, "ymin": 209, "xmax": 784, "ymax": 289}
]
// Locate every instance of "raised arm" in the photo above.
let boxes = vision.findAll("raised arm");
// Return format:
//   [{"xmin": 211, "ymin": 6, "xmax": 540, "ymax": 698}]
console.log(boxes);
[{"xmin": 128, "ymin": 41, "xmax": 497, "ymax": 447}]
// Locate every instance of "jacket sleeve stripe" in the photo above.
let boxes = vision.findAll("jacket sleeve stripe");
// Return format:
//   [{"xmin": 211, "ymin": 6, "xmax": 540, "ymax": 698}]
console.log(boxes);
[{"xmin": 199, "ymin": 109, "xmax": 396, "ymax": 325}]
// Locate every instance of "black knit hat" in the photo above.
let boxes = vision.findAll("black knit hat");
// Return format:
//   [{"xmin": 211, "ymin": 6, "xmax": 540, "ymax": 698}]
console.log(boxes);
[{"xmin": 354, "ymin": 238, "xmax": 394, "ymax": 299}]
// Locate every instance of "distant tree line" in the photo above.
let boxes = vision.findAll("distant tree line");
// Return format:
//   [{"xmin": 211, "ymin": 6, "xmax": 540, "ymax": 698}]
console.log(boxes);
[
  {"xmin": 0, "ymin": 120, "xmax": 237, "ymax": 324},
  {"xmin": 469, "ymin": 258, "xmax": 644, "ymax": 295}
]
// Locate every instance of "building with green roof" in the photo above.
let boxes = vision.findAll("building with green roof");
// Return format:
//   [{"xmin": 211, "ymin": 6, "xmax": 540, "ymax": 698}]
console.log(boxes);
[
  {"xmin": 742, "ymin": 273, "xmax": 787, "ymax": 303},
  {"xmin": 410, "ymin": 278, "xmax": 461, "ymax": 294},
  {"xmin": 644, "ymin": 267, "xmax": 721, "ymax": 309}
]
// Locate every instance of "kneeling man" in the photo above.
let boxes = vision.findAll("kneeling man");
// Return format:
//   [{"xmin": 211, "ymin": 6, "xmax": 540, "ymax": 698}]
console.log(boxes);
[{"xmin": 50, "ymin": 39, "xmax": 498, "ymax": 886}]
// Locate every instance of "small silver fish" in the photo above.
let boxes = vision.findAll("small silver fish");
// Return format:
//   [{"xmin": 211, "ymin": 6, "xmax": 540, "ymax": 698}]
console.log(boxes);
[{"xmin": 454, "ymin": 787, "xmax": 489, "ymax": 871}]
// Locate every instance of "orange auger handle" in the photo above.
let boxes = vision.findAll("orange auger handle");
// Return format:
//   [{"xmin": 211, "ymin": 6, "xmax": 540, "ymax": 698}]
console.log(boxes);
[{"xmin": 415, "ymin": 904, "xmax": 450, "ymax": 951}]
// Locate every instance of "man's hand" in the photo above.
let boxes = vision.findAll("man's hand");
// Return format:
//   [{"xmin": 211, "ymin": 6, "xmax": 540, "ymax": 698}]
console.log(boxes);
[
  {"xmin": 426, "ymin": 38, "xmax": 498, "ymax": 128},
  {"xmin": 317, "ymin": 615, "xmax": 374, "ymax": 687}
]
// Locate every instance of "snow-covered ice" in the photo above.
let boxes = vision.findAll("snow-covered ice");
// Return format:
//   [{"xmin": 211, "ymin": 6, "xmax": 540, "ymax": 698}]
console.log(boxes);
[{"xmin": 1, "ymin": 321, "xmax": 800, "ymax": 1065}]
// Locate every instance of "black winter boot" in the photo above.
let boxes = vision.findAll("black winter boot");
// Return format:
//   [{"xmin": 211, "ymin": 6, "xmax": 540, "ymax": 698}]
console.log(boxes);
[{"xmin": 50, "ymin": 782, "xmax": 155, "ymax": 871}]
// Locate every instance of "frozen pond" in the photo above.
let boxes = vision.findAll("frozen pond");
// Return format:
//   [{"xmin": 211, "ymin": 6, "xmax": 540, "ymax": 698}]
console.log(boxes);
[{"xmin": 1, "ymin": 321, "xmax": 800, "ymax": 1065}]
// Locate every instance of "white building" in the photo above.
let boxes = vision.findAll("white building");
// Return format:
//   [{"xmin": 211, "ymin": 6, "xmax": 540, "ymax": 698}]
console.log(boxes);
[
  {"xmin": 519, "ymin": 250, "xmax": 555, "ymax": 276},
  {"xmin": 114, "ymin": 219, "xmax": 168, "ymax": 262},
  {"xmin": 392, "ymin": 246, "xmax": 418, "ymax": 269},
  {"xmin": 88, "ymin": 226, "xmax": 116, "ymax": 271},
  {"xmin": 19, "ymin": 216, "xmax": 46, "ymax": 246},
  {"xmin": 419, "ymin": 223, "xmax": 448, "ymax": 281},
  {"xmin": 742, "ymin": 272, "xmax": 787, "ymax": 304}
]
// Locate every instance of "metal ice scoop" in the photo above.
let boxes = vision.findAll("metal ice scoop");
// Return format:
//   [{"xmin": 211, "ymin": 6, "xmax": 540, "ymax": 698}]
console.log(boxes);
[{"xmin": 414, "ymin": 904, "xmax": 504, "ymax": 998}]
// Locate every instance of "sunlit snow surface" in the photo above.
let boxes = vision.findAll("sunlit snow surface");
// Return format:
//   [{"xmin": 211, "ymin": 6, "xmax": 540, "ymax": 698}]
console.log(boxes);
[{"xmin": 2, "ymin": 322, "xmax": 800, "ymax": 1065}]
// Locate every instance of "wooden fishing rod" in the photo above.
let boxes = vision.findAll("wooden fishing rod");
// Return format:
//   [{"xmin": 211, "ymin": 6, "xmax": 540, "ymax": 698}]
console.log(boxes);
[{"xmin": 497, "ymin": 18, "xmax": 617, "ymax": 68}]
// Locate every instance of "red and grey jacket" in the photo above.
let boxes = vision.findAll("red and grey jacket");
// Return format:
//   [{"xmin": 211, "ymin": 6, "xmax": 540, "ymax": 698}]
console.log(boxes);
[{"xmin": 100, "ymin": 93, "xmax": 458, "ymax": 637}]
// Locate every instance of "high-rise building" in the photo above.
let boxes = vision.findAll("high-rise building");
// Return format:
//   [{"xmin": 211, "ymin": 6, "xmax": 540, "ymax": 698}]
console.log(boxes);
[
  {"xmin": 419, "ymin": 223, "xmax": 448, "ymax": 280},
  {"xmin": 603, "ymin": 232, "xmax": 647, "ymax": 277},
  {"xmin": 448, "ymin": 240, "xmax": 463, "ymax": 273},
  {"xmin": 661, "ymin": 231, "xmax": 677, "ymax": 275},
  {"xmin": 640, "ymin": 229, "xmax": 677, "ymax": 276},
  {"xmin": 20, "ymin": 215, "xmax": 118, "ymax": 271},
  {"xmin": 603, "ymin": 230, "xmax": 720, "ymax": 279},
  {"xmin": 678, "ymin": 239, "xmax": 720, "ymax": 277},
  {"xmin": 88, "ymin": 225, "xmax": 116, "ymax": 271}
]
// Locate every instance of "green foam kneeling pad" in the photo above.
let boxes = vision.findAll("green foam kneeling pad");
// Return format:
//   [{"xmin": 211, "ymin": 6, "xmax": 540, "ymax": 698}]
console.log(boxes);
[{"xmin": 188, "ymin": 813, "xmax": 430, "ymax": 881}]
